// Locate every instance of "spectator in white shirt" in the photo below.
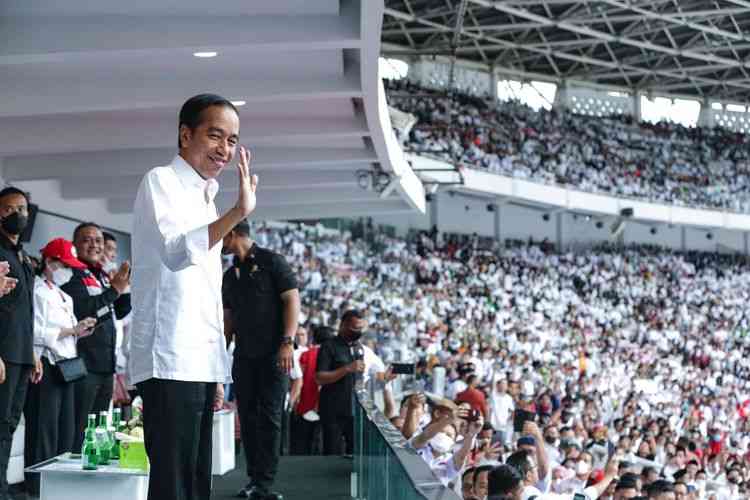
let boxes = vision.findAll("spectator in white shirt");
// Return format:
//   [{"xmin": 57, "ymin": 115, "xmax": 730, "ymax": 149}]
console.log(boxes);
[
  {"xmin": 129, "ymin": 93, "xmax": 258, "ymax": 500},
  {"xmin": 23, "ymin": 238, "xmax": 96, "ymax": 495}
]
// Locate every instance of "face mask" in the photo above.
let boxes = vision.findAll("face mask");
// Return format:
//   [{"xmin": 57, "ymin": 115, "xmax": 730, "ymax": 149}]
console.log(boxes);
[
  {"xmin": 347, "ymin": 329, "xmax": 364, "ymax": 342},
  {"xmin": 51, "ymin": 267, "xmax": 73, "ymax": 287},
  {"xmin": 576, "ymin": 461, "xmax": 591, "ymax": 475},
  {"xmin": 1, "ymin": 212, "xmax": 28, "ymax": 235},
  {"xmin": 545, "ymin": 435, "xmax": 559, "ymax": 447},
  {"xmin": 429, "ymin": 432, "xmax": 455, "ymax": 455},
  {"xmin": 102, "ymin": 260, "xmax": 118, "ymax": 274}
]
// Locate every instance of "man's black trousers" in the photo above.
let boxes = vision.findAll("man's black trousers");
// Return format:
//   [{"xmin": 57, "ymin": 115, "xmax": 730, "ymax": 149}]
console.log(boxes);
[
  {"xmin": 322, "ymin": 415, "xmax": 354, "ymax": 456},
  {"xmin": 0, "ymin": 362, "xmax": 29, "ymax": 499},
  {"xmin": 233, "ymin": 355, "xmax": 288, "ymax": 491},
  {"xmin": 138, "ymin": 378, "xmax": 216, "ymax": 500},
  {"xmin": 72, "ymin": 372, "xmax": 113, "ymax": 451}
]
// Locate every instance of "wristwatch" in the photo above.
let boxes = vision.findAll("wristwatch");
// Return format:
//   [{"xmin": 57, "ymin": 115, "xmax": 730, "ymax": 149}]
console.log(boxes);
[{"xmin": 280, "ymin": 337, "xmax": 294, "ymax": 347}]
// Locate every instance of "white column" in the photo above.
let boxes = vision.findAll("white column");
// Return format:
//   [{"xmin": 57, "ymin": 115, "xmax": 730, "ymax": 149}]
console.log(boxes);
[
  {"xmin": 429, "ymin": 192, "xmax": 439, "ymax": 230},
  {"xmin": 744, "ymin": 232, "xmax": 748, "ymax": 256},
  {"xmin": 554, "ymin": 80, "xmax": 568, "ymax": 111},
  {"xmin": 697, "ymin": 98, "xmax": 715, "ymax": 128},
  {"xmin": 556, "ymin": 213, "xmax": 563, "ymax": 250},
  {"xmin": 493, "ymin": 203, "xmax": 502, "ymax": 243},
  {"xmin": 632, "ymin": 90, "xmax": 642, "ymax": 121},
  {"xmin": 681, "ymin": 227, "xmax": 687, "ymax": 252},
  {"xmin": 489, "ymin": 65, "xmax": 498, "ymax": 101}
]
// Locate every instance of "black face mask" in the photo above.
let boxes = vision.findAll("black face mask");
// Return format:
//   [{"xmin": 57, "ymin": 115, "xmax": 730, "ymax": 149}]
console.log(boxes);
[
  {"xmin": 1, "ymin": 213, "xmax": 28, "ymax": 235},
  {"xmin": 347, "ymin": 329, "xmax": 364, "ymax": 342}
]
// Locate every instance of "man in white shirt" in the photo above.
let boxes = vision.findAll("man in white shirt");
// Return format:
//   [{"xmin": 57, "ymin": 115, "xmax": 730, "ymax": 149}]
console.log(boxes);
[{"xmin": 129, "ymin": 94, "xmax": 258, "ymax": 500}]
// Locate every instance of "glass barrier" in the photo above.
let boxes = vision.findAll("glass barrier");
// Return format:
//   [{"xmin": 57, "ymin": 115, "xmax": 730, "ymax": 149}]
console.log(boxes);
[{"xmin": 353, "ymin": 389, "xmax": 460, "ymax": 500}]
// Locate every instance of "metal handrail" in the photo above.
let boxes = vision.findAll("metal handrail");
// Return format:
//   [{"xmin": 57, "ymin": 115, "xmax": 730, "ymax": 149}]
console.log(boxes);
[{"xmin": 354, "ymin": 388, "xmax": 461, "ymax": 500}]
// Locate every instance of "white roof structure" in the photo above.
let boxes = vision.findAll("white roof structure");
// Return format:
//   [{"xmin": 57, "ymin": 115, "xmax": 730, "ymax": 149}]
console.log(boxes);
[{"xmin": 0, "ymin": 0, "xmax": 424, "ymax": 232}]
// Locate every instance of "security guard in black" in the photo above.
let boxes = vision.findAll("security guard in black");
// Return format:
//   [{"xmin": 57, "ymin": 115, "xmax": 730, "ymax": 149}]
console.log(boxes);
[{"xmin": 222, "ymin": 224, "xmax": 299, "ymax": 499}]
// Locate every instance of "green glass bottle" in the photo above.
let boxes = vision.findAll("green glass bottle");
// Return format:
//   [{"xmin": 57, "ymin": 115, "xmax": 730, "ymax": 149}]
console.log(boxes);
[
  {"xmin": 110, "ymin": 407, "xmax": 121, "ymax": 460},
  {"xmin": 96, "ymin": 411, "xmax": 111, "ymax": 465},
  {"xmin": 81, "ymin": 414, "xmax": 99, "ymax": 470}
]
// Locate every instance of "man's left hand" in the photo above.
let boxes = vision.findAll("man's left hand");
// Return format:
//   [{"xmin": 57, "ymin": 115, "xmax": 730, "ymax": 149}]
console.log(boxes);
[
  {"xmin": 383, "ymin": 366, "xmax": 397, "ymax": 382},
  {"xmin": 30, "ymin": 355, "xmax": 43, "ymax": 384},
  {"xmin": 213, "ymin": 383, "xmax": 225, "ymax": 411},
  {"xmin": 278, "ymin": 343, "xmax": 294, "ymax": 373}
]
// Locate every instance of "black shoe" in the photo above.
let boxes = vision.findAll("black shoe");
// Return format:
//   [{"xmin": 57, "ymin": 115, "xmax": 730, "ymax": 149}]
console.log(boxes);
[
  {"xmin": 248, "ymin": 486, "xmax": 283, "ymax": 500},
  {"xmin": 237, "ymin": 482, "xmax": 254, "ymax": 498}
]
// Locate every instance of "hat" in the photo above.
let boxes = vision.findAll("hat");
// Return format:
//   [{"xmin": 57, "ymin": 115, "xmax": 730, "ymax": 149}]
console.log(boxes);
[
  {"xmin": 517, "ymin": 436, "xmax": 536, "ymax": 448},
  {"xmin": 41, "ymin": 238, "xmax": 86, "ymax": 269}
]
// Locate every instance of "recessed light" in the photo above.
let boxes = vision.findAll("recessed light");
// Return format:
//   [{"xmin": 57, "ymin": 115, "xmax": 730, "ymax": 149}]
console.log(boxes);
[
  {"xmin": 193, "ymin": 51, "xmax": 218, "ymax": 58},
  {"xmin": 231, "ymin": 100, "xmax": 246, "ymax": 106}
]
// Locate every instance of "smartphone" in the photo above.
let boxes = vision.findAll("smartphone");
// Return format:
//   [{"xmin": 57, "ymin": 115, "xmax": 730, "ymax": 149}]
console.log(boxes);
[
  {"xmin": 466, "ymin": 409, "xmax": 481, "ymax": 422},
  {"xmin": 513, "ymin": 409, "xmax": 536, "ymax": 433},
  {"xmin": 391, "ymin": 363, "xmax": 416, "ymax": 375},
  {"xmin": 491, "ymin": 431, "xmax": 505, "ymax": 447}
]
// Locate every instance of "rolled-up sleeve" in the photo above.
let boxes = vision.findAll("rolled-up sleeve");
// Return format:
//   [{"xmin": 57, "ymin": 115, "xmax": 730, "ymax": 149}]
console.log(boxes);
[{"xmin": 137, "ymin": 170, "xmax": 209, "ymax": 272}]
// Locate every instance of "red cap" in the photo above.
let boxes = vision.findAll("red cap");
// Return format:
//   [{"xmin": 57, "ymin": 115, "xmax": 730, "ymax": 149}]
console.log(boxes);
[{"xmin": 41, "ymin": 238, "xmax": 86, "ymax": 269}]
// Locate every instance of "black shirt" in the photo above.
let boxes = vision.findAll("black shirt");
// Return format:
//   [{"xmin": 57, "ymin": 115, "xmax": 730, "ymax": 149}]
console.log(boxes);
[
  {"xmin": 222, "ymin": 245, "xmax": 297, "ymax": 360},
  {"xmin": 61, "ymin": 266, "xmax": 131, "ymax": 374},
  {"xmin": 316, "ymin": 336, "xmax": 357, "ymax": 419},
  {"xmin": 0, "ymin": 233, "xmax": 35, "ymax": 365}
]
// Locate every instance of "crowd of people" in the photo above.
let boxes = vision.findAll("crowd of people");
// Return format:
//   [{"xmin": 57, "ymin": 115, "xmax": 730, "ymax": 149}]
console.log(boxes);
[
  {"xmin": 385, "ymin": 78, "xmax": 750, "ymax": 214},
  {"xmin": 249, "ymin": 220, "xmax": 750, "ymax": 500}
]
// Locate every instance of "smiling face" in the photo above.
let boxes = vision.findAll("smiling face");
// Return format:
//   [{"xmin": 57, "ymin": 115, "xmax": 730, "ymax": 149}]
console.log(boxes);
[
  {"xmin": 179, "ymin": 105, "xmax": 240, "ymax": 180},
  {"xmin": 74, "ymin": 226, "xmax": 104, "ymax": 267}
]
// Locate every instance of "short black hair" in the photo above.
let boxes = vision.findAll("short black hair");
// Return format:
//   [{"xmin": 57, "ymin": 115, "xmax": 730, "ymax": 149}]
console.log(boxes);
[
  {"xmin": 462, "ymin": 466, "xmax": 477, "ymax": 483},
  {"xmin": 178, "ymin": 94, "xmax": 238, "ymax": 148},
  {"xmin": 0, "ymin": 187, "xmax": 30, "ymax": 205},
  {"xmin": 73, "ymin": 222, "xmax": 102, "ymax": 242},
  {"xmin": 487, "ymin": 464, "xmax": 523, "ymax": 497},
  {"xmin": 616, "ymin": 477, "xmax": 638, "ymax": 491},
  {"xmin": 474, "ymin": 465, "xmax": 494, "ymax": 489},
  {"xmin": 647, "ymin": 480, "xmax": 674, "ymax": 497},
  {"xmin": 313, "ymin": 326, "xmax": 335, "ymax": 345},
  {"xmin": 231, "ymin": 219, "xmax": 251, "ymax": 237},
  {"xmin": 102, "ymin": 231, "xmax": 117, "ymax": 243},
  {"xmin": 341, "ymin": 309, "xmax": 363, "ymax": 323},
  {"xmin": 506, "ymin": 450, "xmax": 534, "ymax": 478}
]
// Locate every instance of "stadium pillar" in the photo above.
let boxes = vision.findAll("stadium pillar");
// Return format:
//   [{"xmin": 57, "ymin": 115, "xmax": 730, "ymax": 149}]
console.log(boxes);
[
  {"xmin": 681, "ymin": 227, "xmax": 687, "ymax": 252},
  {"xmin": 697, "ymin": 98, "xmax": 714, "ymax": 128},
  {"xmin": 554, "ymin": 80, "xmax": 568, "ymax": 110},
  {"xmin": 489, "ymin": 66, "xmax": 498, "ymax": 101},
  {"xmin": 408, "ymin": 56, "xmax": 425, "ymax": 85},
  {"xmin": 429, "ymin": 192, "xmax": 439, "ymax": 229},
  {"xmin": 632, "ymin": 90, "xmax": 642, "ymax": 121},
  {"xmin": 493, "ymin": 202, "xmax": 502, "ymax": 244},
  {"xmin": 556, "ymin": 213, "xmax": 563, "ymax": 250},
  {"xmin": 745, "ymin": 233, "xmax": 749, "ymax": 256}
]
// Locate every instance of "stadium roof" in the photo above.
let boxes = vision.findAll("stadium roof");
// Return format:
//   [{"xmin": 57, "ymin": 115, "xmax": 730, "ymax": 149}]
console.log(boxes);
[{"xmin": 382, "ymin": 0, "xmax": 750, "ymax": 102}]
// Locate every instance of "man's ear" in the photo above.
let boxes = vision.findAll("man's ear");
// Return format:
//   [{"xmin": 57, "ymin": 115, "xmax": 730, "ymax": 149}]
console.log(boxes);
[{"xmin": 179, "ymin": 124, "xmax": 192, "ymax": 148}]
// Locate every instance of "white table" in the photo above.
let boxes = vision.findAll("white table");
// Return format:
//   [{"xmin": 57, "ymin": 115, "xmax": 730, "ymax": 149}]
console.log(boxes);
[
  {"xmin": 26, "ymin": 453, "xmax": 148, "ymax": 500},
  {"xmin": 212, "ymin": 408, "xmax": 236, "ymax": 475}
]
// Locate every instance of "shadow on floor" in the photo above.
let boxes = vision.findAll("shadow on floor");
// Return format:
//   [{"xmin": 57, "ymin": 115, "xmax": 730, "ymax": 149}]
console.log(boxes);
[{"xmin": 214, "ymin": 454, "xmax": 352, "ymax": 499}]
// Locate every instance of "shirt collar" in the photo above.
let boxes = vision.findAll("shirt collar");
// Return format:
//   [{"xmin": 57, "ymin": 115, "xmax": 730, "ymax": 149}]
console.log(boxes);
[
  {"xmin": 0, "ymin": 231, "xmax": 22, "ymax": 252},
  {"xmin": 171, "ymin": 154, "xmax": 220, "ymax": 202}
]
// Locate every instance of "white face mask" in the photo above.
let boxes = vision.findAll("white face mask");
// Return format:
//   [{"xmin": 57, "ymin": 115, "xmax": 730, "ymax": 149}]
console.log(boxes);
[
  {"xmin": 576, "ymin": 461, "xmax": 591, "ymax": 475},
  {"xmin": 51, "ymin": 267, "xmax": 73, "ymax": 286},
  {"xmin": 429, "ymin": 432, "xmax": 455, "ymax": 455},
  {"xmin": 102, "ymin": 260, "xmax": 118, "ymax": 274}
]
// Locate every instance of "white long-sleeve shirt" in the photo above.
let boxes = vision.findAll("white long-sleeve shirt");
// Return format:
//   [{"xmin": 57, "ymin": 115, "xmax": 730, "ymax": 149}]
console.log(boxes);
[
  {"xmin": 128, "ymin": 155, "xmax": 230, "ymax": 385},
  {"xmin": 33, "ymin": 277, "xmax": 77, "ymax": 363}
]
